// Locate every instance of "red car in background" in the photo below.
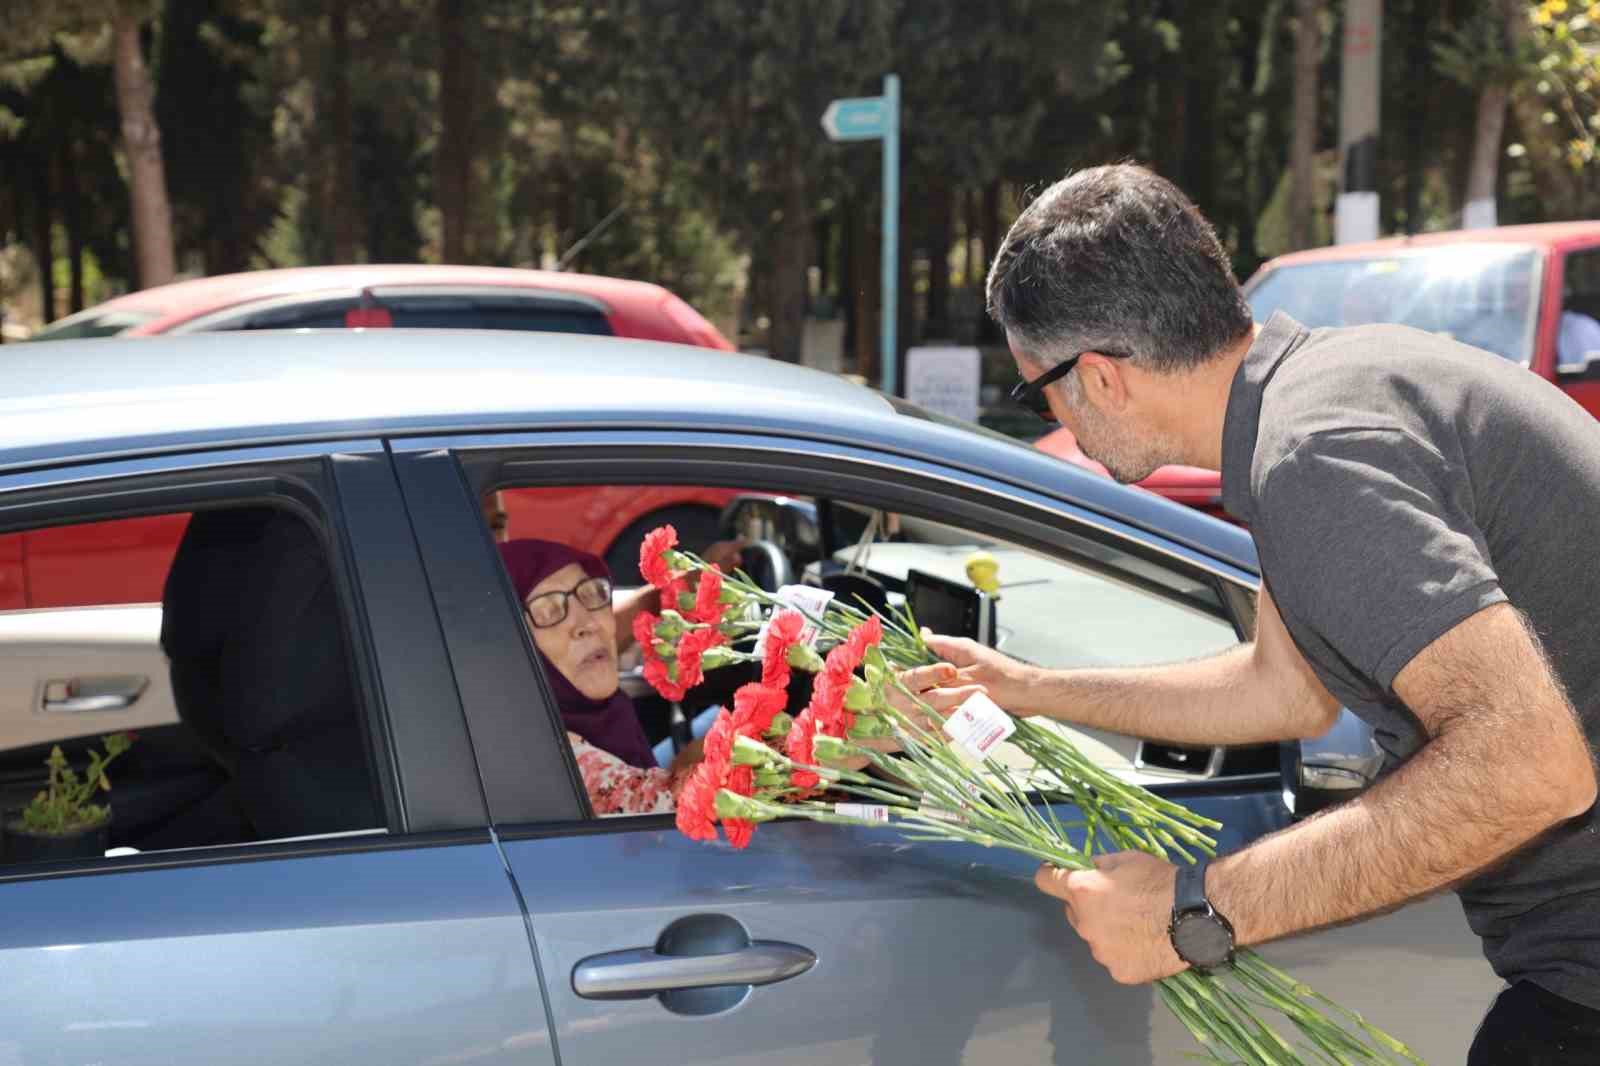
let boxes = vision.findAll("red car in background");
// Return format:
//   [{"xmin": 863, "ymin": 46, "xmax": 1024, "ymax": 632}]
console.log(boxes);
[
  {"xmin": 1032, "ymin": 428, "xmax": 1228, "ymax": 520},
  {"xmin": 1039, "ymin": 222, "xmax": 1600, "ymax": 524},
  {"xmin": 5, "ymin": 265, "xmax": 743, "ymax": 608}
]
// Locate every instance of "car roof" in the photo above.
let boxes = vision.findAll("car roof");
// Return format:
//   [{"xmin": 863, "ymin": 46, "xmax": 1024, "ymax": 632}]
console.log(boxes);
[
  {"xmin": 0, "ymin": 330, "xmax": 1257, "ymax": 574},
  {"xmin": 1259, "ymin": 221, "xmax": 1600, "ymax": 269}
]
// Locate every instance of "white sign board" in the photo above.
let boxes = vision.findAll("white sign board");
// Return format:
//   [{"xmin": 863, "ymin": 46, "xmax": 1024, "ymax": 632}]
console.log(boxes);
[{"xmin": 905, "ymin": 346, "xmax": 981, "ymax": 424}]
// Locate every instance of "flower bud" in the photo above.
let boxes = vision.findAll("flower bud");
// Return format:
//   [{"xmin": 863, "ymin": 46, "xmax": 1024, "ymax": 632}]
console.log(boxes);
[
  {"xmin": 765, "ymin": 711, "xmax": 793, "ymax": 739},
  {"xmin": 731, "ymin": 734, "xmax": 781, "ymax": 767},
  {"xmin": 754, "ymin": 768, "xmax": 790, "ymax": 789},
  {"xmin": 843, "ymin": 676, "xmax": 879, "ymax": 711},
  {"xmin": 811, "ymin": 734, "xmax": 855, "ymax": 764},
  {"xmin": 786, "ymin": 642, "xmax": 825, "ymax": 673},
  {"xmin": 713, "ymin": 789, "xmax": 779, "ymax": 822},
  {"xmin": 847, "ymin": 714, "xmax": 895, "ymax": 740},
  {"xmin": 700, "ymin": 647, "xmax": 739, "ymax": 671},
  {"xmin": 677, "ymin": 591, "xmax": 697, "ymax": 613}
]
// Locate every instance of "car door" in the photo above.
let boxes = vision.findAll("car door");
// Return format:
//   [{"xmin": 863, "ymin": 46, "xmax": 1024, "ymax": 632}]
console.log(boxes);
[
  {"xmin": 0, "ymin": 443, "xmax": 554, "ymax": 1066},
  {"xmin": 395, "ymin": 428, "xmax": 1497, "ymax": 1066}
]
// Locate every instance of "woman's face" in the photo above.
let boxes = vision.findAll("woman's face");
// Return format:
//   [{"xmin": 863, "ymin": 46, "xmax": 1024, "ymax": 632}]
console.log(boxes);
[{"xmin": 526, "ymin": 562, "xmax": 620, "ymax": 700}]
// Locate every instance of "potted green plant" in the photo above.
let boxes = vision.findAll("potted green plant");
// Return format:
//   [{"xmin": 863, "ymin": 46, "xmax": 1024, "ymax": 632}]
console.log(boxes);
[{"xmin": 5, "ymin": 732, "xmax": 133, "ymax": 863}]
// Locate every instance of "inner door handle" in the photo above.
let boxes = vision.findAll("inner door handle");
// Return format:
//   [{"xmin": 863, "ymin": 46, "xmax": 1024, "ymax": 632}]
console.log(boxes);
[
  {"xmin": 40, "ymin": 676, "xmax": 148, "ymax": 714},
  {"xmin": 573, "ymin": 941, "xmax": 816, "ymax": 999}
]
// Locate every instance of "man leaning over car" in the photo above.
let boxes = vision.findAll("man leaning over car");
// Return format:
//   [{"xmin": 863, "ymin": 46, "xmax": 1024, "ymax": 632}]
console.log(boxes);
[{"xmin": 905, "ymin": 162, "xmax": 1600, "ymax": 1064}]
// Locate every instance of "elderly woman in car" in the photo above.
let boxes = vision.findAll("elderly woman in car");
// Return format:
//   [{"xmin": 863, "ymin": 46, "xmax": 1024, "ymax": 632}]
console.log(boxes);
[{"xmin": 499, "ymin": 538, "xmax": 742, "ymax": 815}]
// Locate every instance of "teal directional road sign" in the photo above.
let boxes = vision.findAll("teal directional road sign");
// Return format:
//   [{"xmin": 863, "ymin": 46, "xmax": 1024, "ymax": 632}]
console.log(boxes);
[{"xmin": 821, "ymin": 95, "xmax": 889, "ymax": 142}]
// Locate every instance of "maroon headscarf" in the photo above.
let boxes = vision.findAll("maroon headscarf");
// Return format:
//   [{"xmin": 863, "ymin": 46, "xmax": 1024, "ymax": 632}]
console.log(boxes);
[{"xmin": 500, "ymin": 538, "xmax": 658, "ymax": 770}]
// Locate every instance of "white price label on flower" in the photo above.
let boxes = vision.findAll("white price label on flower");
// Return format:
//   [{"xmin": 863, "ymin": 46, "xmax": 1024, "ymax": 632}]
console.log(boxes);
[
  {"xmin": 833, "ymin": 803, "xmax": 890, "ymax": 823},
  {"xmin": 755, "ymin": 584, "xmax": 836, "ymax": 657},
  {"xmin": 942, "ymin": 692, "xmax": 1016, "ymax": 762}
]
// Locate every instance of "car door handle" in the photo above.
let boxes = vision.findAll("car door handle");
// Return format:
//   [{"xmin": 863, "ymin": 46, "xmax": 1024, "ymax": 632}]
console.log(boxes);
[
  {"xmin": 40, "ymin": 676, "xmax": 148, "ymax": 714},
  {"xmin": 572, "ymin": 941, "xmax": 816, "ymax": 999}
]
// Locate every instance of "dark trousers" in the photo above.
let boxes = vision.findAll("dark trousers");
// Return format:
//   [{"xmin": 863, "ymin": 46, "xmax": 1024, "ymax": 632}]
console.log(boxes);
[{"xmin": 1469, "ymin": 982, "xmax": 1600, "ymax": 1064}]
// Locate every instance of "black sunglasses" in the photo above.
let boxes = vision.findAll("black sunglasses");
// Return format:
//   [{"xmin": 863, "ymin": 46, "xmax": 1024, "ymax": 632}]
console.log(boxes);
[{"xmin": 1008, "ymin": 350, "xmax": 1129, "ymax": 421}]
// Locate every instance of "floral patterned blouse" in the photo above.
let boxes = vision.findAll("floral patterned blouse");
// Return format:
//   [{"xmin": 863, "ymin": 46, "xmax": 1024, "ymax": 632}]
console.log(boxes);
[{"xmin": 568, "ymin": 732, "xmax": 692, "ymax": 816}]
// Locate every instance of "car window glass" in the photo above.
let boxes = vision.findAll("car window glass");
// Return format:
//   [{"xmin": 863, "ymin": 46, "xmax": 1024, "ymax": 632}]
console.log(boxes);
[
  {"xmin": 0, "ymin": 505, "xmax": 383, "ymax": 866},
  {"xmin": 1559, "ymin": 248, "xmax": 1600, "ymax": 370},
  {"xmin": 1246, "ymin": 246, "xmax": 1540, "ymax": 363},
  {"xmin": 225, "ymin": 296, "xmax": 614, "ymax": 335},
  {"xmin": 26, "ymin": 309, "xmax": 158, "ymax": 341},
  {"xmin": 494, "ymin": 482, "xmax": 1245, "ymax": 823}
]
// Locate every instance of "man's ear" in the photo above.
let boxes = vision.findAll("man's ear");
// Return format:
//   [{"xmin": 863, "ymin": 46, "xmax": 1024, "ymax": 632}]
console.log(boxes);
[{"xmin": 1077, "ymin": 352, "xmax": 1130, "ymax": 411}]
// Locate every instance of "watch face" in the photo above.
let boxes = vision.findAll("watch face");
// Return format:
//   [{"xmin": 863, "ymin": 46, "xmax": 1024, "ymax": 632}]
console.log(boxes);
[{"xmin": 1172, "ymin": 911, "xmax": 1233, "ymax": 968}]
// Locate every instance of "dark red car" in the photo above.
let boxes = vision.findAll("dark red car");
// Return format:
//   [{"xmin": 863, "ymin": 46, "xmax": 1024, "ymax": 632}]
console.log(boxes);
[{"xmin": 8, "ymin": 265, "xmax": 743, "ymax": 608}]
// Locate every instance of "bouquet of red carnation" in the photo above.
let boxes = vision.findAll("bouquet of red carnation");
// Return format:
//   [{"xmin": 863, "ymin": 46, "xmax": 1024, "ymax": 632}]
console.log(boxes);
[{"xmin": 637, "ymin": 526, "xmax": 1423, "ymax": 1066}]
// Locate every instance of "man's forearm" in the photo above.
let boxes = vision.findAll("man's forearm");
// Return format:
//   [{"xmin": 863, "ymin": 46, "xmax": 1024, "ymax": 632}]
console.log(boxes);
[
  {"xmin": 1211, "ymin": 710, "xmax": 1584, "ymax": 947},
  {"xmin": 1017, "ymin": 644, "xmax": 1331, "ymax": 745}
]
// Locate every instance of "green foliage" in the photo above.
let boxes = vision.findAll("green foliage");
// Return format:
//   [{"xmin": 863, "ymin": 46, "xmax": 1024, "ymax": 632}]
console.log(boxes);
[{"xmin": 17, "ymin": 733, "xmax": 133, "ymax": 836}]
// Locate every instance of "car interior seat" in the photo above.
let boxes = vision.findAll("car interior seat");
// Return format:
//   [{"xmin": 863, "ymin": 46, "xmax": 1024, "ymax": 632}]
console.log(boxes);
[{"xmin": 160, "ymin": 506, "xmax": 380, "ymax": 842}]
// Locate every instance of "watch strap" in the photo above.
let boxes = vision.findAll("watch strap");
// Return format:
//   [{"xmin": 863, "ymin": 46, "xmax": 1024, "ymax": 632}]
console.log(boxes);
[{"xmin": 1173, "ymin": 855, "xmax": 1211, "ymax": 916}]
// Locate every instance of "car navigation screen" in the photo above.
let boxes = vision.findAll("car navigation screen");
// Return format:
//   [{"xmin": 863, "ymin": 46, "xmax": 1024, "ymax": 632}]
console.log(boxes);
[{"xmin": 905, "ymin": 568, "xmax": 995, "ymax": 647}]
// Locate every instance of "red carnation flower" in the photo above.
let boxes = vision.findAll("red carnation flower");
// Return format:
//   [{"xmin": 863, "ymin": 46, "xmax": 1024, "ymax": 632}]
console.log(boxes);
[
  {"xmin": 845, "ymin": 614, "xmax": 884, "ymax": 659},
  {"xmin": 701, "ymin": 708, "xmax": 736, "ymax": 768},
  {"xmin": 690, "ymin": 567, "xmax": 727, "ymax": 626},
  {"xmin": 632, "ymin": 610, "xmax": 660, "ymax": 650},
  {"xmin": 675, "ymin": 626, "xmax": 727, "ymax": 691},
  {"xmin": 723, "ymin": 817, "xmax": 755, "ymax": 849},
  {"xmin": 639, "ymin": 525, "xmax": 680, "ymax": 592},
  {"xmin": 643, "ymin": 655, "xmax": 687, "ymax": 702},
  {"xmin": 761, "ymin": 609, "xmax": 807, "ymax": 691},
  {"xmin": 721, "ymin": 764, "xmax": 757, "ymax": 849},
  {"xmin": 732, "ymin": 683, "xmax": 788, "ymax": 738},
  {"xmin": 785, "ymin": 709, "xmax": 821, "ymax": 789},
  {"xmin": 674, "ymin": 771, "xmax": 719, "ymax": 841}
]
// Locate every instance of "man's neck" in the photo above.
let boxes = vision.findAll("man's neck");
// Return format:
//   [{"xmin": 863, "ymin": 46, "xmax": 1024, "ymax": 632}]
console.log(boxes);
[{"xmin": 1165, "ymin": 324, "xmax": 1258, "ymax": 471}]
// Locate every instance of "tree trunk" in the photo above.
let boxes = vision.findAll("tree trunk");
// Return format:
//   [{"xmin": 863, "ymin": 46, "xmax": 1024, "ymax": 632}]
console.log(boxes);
[
  {"xmin": 33, "ymin": 163, "xmax": 55, "ymax": 323},
  {"xmin": 1404, "ymin": 0, "xmax": 1434, "ymax": 233},
  {"xmin": 435, "ymin": 0, "xmax": 473, "ymax": 263},
  {"xmin": 61, "ymin": 143, "xmax": 85, "ymax": 313},
  {"xmin": 854, "ymin": 202, "xmax": 878, "ymax": 382},
  {"xmin": 980, "ymin": 180, "xmax": 1002, "ymax": 342},
  {"xmin": 840, "ymin": 198, "xmax": 856, "ymax": 364},
  {"xmin": 925, "ymin": 182, "xmax": 953, "ymax": 340},
  {"xmin": 1463, "ymin": 84, "xmax": 1509, "ymax": 229},
  {"xmin": 329, "ymin": 3, "xmax": 358, "ymax": 262},
  {"xmin": 1290, "ymin": 0, "xmax": 1320, "ymax": 250},
  {"xmin": 1462, "ymin": 0, "xmax": 1524, "ymax": 229},
  {"xmin": 964, "ymin": 186, "xmax": 982, "ymax": 287},
  {"xmin": 112, "ymin": 7, "xmax": 176, "ymax": 289},
  {"xmin": 767, "ymin": 170, "xmax": 810, "ymax": 365}
]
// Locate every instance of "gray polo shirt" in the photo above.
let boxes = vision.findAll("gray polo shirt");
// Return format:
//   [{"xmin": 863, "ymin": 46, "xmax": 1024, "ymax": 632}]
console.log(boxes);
[{"xmin": 1222, "ymin": 311, "xmax": 1600, "ymax": 1008}]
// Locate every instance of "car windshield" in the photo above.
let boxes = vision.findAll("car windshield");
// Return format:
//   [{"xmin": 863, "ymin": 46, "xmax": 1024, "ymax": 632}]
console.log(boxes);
[
  {"xmin": 1245, "ymin": 246, "xmax": 1541, "ymax": 364},
  {"xmin": 26, "ymin": 309, "xmax": 158, "ymax": 342}
]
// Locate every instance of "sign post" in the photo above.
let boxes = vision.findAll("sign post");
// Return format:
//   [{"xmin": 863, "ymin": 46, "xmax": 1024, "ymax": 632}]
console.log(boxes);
[{"xmin": 822, "ymin": 73, "xmax": 901, "ymax": 395}]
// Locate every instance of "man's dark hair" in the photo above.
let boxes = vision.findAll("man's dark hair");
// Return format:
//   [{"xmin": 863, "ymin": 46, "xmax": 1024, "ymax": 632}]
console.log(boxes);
[{"xmin": 985, "ymin": 164, "xmax": 1253, "ymax": 374}]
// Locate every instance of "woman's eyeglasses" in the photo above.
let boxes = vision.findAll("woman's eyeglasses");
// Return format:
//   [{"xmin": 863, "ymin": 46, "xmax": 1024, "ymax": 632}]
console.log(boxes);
[
  {"xmin": 1008, "ymin": 350, "xmax": 1129, "ymax": 422},
  {"xmin": 525, "ymin": 575, "xmax": 613, "ymax": 629}
]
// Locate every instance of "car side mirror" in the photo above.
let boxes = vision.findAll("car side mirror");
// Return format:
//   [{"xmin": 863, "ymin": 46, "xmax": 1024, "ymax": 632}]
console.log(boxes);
[{"xmin": 1281, "ymin": 708, "xmax": 1383, "ymax": 818}]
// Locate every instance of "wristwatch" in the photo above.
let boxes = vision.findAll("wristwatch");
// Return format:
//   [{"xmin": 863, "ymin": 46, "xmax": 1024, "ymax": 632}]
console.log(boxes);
[{"xmin": 1168, "ymin": 856, "xmax": 1236, "ymax": 973}]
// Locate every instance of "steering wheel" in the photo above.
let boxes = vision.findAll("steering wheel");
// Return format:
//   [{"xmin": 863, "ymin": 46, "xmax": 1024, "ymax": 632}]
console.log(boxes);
[{"xmin": 739, "ymin": 540, "xmax": 793, "ymax": 592}]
